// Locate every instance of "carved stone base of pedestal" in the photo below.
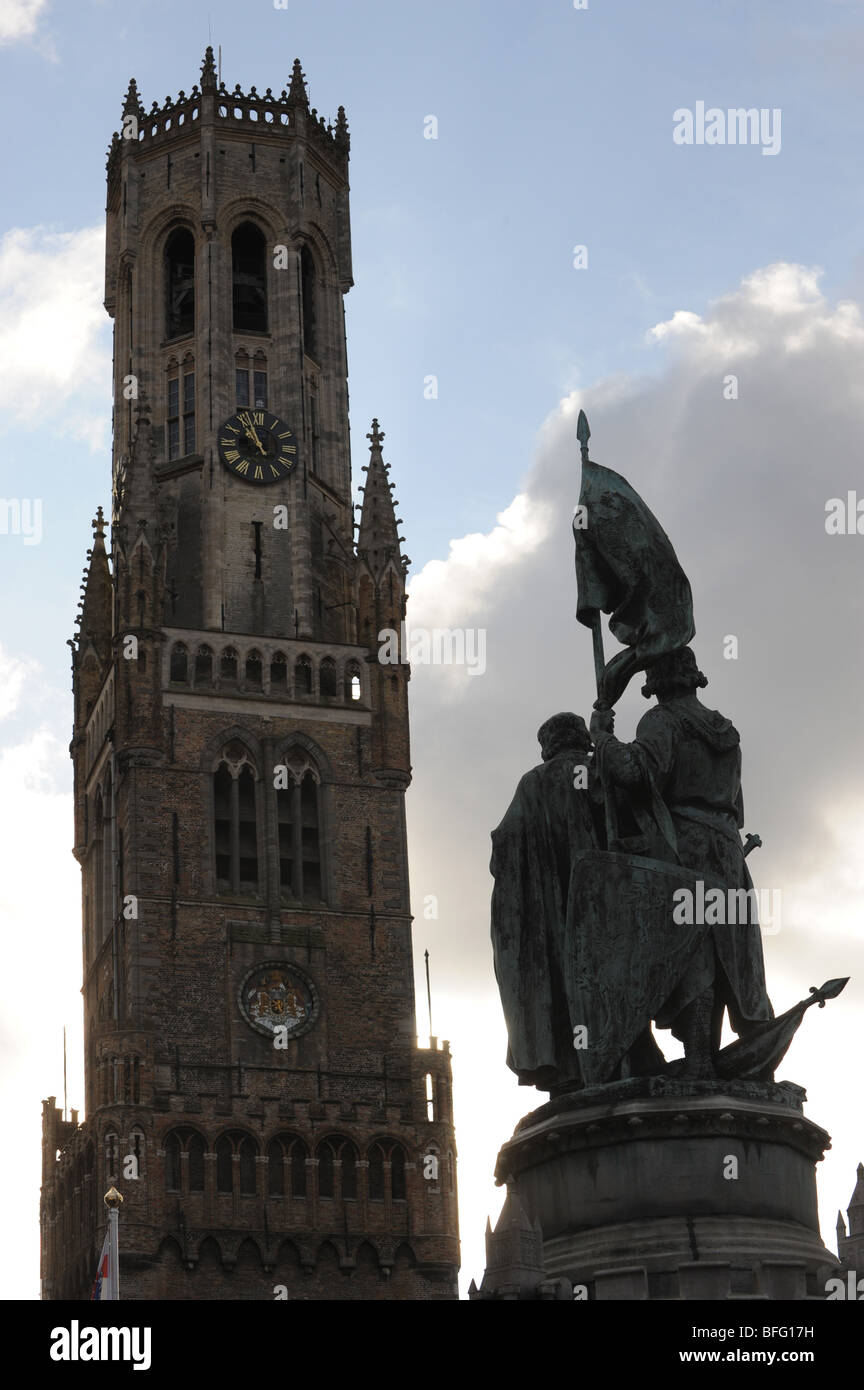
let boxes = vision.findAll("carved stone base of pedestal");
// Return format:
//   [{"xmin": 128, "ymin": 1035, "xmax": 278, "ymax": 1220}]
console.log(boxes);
[{"xmin": 489, "ymin": 1078, "xmax": 841, "ymax": 1300}]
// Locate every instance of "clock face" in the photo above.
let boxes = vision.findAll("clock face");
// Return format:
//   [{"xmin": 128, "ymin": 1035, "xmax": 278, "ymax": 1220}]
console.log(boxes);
[{"xmin": 218, "ymin": 409, "xmax": 297, "ymax": 485}]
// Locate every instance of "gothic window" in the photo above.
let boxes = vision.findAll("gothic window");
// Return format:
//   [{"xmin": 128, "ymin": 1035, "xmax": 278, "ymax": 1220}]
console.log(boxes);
[
  {"xmin": 132, "ymin": 1055, "xmax": 140, "ymax": 1104},
  {"xmin": 368, "ymin": 1143, "xmax": 385, "ymax": 1202},
  {"xmin": 236, "ymin": 349, "xmax": 268, "ymax": 407},
  {"xmin": 93, "ymin": 789, "xmax": 105, "ymax": 947},
  {"xmin": 301, "ymin": 771, "xmax": 321, "ymax": 899},
  {"xmin": 367, "ymin": 1141, "xmax": 406, "ymax": 1201},
  {"xmin": 276, "ymin": 756, "xmax": 322, "ymax": 902},
  {"xmin": 317, "ymin": 1137, "xmax": 357, "ymax": 1200},
  {"xmin": 165, "ymin": 228, "xmax": 195, "ymax": 339},
  {"xmin": 245, "ymin": 650, "xmax": 262, "ymax": 688},
  {"xmin": 238, "ymin": 1137, "xmax": 257, "ymax": 1195},
  {"xmin": 391, "ymin": 1144, "xmax": 407, "ymax": 1201},
  {"xmin": 105, "ymin": 1132, "xmax": 118, "ymax": 1182},
  {"xmin": 167, "ymin": 358, "xmax": 195, "ymax": 460},
  {"xmin": 292, "ymin": 1139, "xmax": 308, "ymax": 1198},
  {"xmin": 220, "ymin": 646, "xmax": 238, "ymax": 681},
  {"xmin": 164, "ymin": 1134, "xmax": 181, "ymax": 1191},
  {"xmin": 216, "ymin": 1136, "xmax": 233, "ymax": 1193},
  {"xmin": 300, "ymin": 244, "xmax": 317, "ymax": 358},
  {"xmin": 294, "ymin": 654, "xmax": 312, "ymax": 696},
  {"xmin": 169, "ymin": 642, "xmax": 188, "ymax": 683},
  {"xmin": 188, "ymin": 1134, "xmax": 205, "ymax": 1192},
  {"xmin": 270, "ymin": 652, "xmax": 287, "ymax": 690},
  {"xmin": 232, "ymin": 223, "xmax": 267, "ymax": 333},
  {"xmin": 318, "ymin": 1142, "xmax": 335, "ymax": 1199},
  {"xmin": 267, "ymin": 1139, "xmax": 284, "ymax": 1197},
  {"xmin": 266, "ymin": 1136, "xmax": 308, "ymax": 1199},
  {"xmin": 194, "ymin": 644, "xmax": 213, "ymax": 683},
  {"xmin": 129, "ymin": 1128, "xmax": 146, "ymax": 1179},
  {"xmin": 319, "ymin": 657, "xmax": 337, "ymax": 698},
  {"xmin": 344, "ymin": 661, "xmax": 362, "ymax": 702},
  {"xmin": 341, "ymin": 1142, "xmax": 358, "ymax": 1200},
  {"xmin": 213, "ymin": 748, "xmax": 259, "ymax": 895}
]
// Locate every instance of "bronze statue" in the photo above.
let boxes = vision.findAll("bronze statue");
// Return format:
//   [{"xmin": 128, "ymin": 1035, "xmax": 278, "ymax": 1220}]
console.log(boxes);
[{"xmin": 490, "ymin": 412, "xmax": 846, "ymax": 1094}]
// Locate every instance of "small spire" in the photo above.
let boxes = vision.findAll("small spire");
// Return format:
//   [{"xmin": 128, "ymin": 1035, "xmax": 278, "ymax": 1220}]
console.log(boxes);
[
  {"xmin": 289, "ymin": 58, "xmax": 309, "ymax": 108},
  {"xmin": 201, "ymin": 45, "xmax": 217, "ymax": 91},
  {"xmin": 335, "ymin": 105, "xmax": 349, "ymax": 142},
  {"xmin": 356, "ymin": 419, "xmax": 404, "ymax": 574},
  {"xmin": 91, "ymin": 507, "xmax": 106, "ymax": 542},
  {"xmin": 123, "ymin": 78, "xmax": 141, "ymax": 118}
]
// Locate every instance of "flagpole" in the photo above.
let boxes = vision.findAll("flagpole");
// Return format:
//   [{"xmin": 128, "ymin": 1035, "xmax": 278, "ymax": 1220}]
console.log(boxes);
[
  {"xmin": 104, "ymin": 1186, "xmax": 123, "ymax": 1300},
  {"xmin": 576, "ymin": 409, "xmax": 608, "ymax": 708}
]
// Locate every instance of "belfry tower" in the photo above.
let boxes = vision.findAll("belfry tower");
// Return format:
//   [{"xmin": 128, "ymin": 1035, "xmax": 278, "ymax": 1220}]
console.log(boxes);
[{"xmin": 40, "ymin": 48, "xmax": 459, "ymax": 1301}]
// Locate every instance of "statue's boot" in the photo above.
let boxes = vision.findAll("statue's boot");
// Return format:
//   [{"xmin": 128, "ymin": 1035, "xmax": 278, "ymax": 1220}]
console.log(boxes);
[{"xmin": 677, "ymin": 988, "xmax": 717, "ymax": 1081}]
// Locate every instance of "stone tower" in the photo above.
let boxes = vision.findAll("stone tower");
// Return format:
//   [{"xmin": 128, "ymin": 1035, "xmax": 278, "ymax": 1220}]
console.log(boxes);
[
  {"xmin": 837, "ymin": 1162, "xmax": 864, "ymax": 1273},
  {"xmin": 40, "ymin": 48, "xmax": 459, "ymax": 1301}
]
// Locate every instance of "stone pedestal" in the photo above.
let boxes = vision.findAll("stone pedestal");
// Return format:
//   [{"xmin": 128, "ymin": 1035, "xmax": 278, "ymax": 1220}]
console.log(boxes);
[{"xmin": 490, "ymin": 1077, "xmax": 841, "ymax": 1300}]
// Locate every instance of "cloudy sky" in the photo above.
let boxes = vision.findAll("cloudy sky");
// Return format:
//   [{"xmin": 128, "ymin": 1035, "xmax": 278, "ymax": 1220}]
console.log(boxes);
[{"xmin": 1, "ymin": 0, "xmax": 863, "ymax": 1299}]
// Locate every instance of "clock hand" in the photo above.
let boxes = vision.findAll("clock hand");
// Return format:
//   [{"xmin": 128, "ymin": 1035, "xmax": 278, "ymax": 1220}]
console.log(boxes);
[{"xmin": 242, "ymin": 425, "xmax": 267, "ymax": 455}]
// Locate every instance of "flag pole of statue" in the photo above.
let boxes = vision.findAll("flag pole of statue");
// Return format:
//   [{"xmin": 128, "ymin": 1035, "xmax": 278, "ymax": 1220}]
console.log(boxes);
[{"xmin": 573, "ymin": 409, "xmax": 695, "ymax": 708}]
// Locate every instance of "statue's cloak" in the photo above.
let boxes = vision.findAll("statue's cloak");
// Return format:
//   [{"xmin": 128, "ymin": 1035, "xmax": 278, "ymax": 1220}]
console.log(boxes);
[{"xmin": 490, "ymin": 751, "xmax": 600, "ymax": 1090}]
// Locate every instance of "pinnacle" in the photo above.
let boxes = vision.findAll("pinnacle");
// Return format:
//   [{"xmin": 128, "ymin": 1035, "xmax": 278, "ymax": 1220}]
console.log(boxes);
[
  {"xmin": 356, "ymin": 419, "xmax": 402, "ymax": 570},
  {"xmin": 201, "ymin": 45, "xmax": 218, "ymax": 90},
  {"xmin": 289, "ymin": 58, "xmax": 309, "ymax": 107},
  {"xmin": 123, "ymin": 77, "xmax": 141, "ymax": 116}
]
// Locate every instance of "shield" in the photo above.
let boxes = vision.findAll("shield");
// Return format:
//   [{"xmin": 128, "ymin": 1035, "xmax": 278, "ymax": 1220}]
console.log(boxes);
[{"xmin": 563, "ymin": 849, "xmax": 724, "ymax": 1085}]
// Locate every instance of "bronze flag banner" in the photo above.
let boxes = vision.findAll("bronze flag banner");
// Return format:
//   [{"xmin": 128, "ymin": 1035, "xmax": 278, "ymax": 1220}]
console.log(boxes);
[{"xmin": 574, "ymin": 421, "xmax": 695, "ymax": 706}]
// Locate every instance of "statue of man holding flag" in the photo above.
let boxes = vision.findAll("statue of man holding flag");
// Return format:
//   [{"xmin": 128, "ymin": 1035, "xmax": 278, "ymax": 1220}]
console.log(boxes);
[{"xmin": 490, "ymin": 411, "xmax": 846, "ymax": 1094}]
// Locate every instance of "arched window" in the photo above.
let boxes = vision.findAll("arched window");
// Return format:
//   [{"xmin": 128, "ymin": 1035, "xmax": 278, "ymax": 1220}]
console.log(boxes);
[
  {"xmin": 220, "ymin": 647, "xmax": 238, "ymax": 681},
  {"xmin": 170, "ymin": 642, "xmax": 187, "ymax": 683},
  {"xmin": 232, "ymin": 222, "xmax": 267, "ymax": 333},
  {"xmin": 245, "ymin": 650, "xmax": 262, "ymax": 688},
  {"xmin": 301, "ymin": 771, "xmax": 321, "ymax": 899},
  {"xmin": 391, "ymin": 1144, "xmax": 406, "ymax": 1201},
  {"xmin": 236, "ymin": 347, "xmax": 268, "ymax": 408},
  {"xmin": 266, "ymin": 1134, "xmax": 306, "ymax": 1199},
  {"xmin": 300, "ymin": 244, "xmax": 317, "ymax": 358},
  {"xmin": 294, "ymin": 654, "xmax": 312, "ymax": 696},
  {"xmin": 93, "ymin": 789, "xmax": 105, "ymax": 947},
  {"xmin": 216, "ymin": 1136, "xmax": 233, "ymax": 1193},
  {"xmin": 167, "ymin": 356, "xmax": 195, "ymax": 460},
  {"xmin": 238, "ymin": 1137, "xmax": 257, "ymax": 1195},
  {"xmin": 213, "ymin": 750, "xmax": 259, "ymax": 895},
  {"xmin": 368, "ymin": 1144, "xmax": 385, "ymax": 1202},
  {"xmin": 276, "ymin": 757, "xmax": 322, "ymax": 902},
  {"xmin": 195, "ymin": 645, "xmax": 213, "ymax": 683},
  {"xmin": 341, "ymin": 1142, "xmax": 358, "ymax": 1200},
  {"xmin": 129, "ymin": 1128, "xmax": 146, "ymax": 1179},
  {"xmin": 270, "ymin": 652, "xmax": 287, "ymax": 690},
  {"xmin": 188, "ymin": 1134, "xmax": 205, "ymax": 1192},
  {"xmin": 319, "ymin": 657, "xmax": 337, "ymax": 698},
  {"xmin": 165, "ymin": 228, "xmax": 195, "ymax": 338},
  {"xmin": 345, "ymin": 661, "xmax": 362, "ymax": 702},
  {"xmin": 164, "ymin": 1134, "xmax": 181, "ymax": 1191},
  {"xmin": 318, "ymin": 1142, "xmax": 335, "ymax": 1199},
  {"xmin": 292, "ymin": 1139, "xmax": 307, "ymax": 1198},
  {"xmin": 267, "ymin": 1139, "xmax": 284, "ymax": 1197},
  {"xmin": 105, "ymin": 1132, "xmax": 118, "ymax": 1183}
]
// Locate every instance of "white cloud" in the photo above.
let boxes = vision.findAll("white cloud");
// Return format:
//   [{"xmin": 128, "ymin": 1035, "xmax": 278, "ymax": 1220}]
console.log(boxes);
[
  {"xmin": 0, "ymin": 644, "xmax": 39, "ymax": 721},
  {"xmin": 0, "ymin": 0, "xmax": 50, "ymax": 47},
  {"xmin": 0, "ymin": 225, "xmax": 109, "ymax": 446}
]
